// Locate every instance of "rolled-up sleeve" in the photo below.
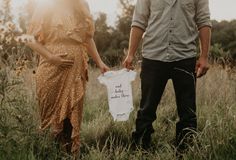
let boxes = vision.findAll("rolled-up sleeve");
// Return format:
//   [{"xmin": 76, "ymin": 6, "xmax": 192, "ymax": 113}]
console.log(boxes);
[
  {"xmin": 131, "ymin": 0, "xmax": 150, "ymax": 31},
  {"xmin": 195, "ymin": 0, "xmax": 212, "ymax": 29}
]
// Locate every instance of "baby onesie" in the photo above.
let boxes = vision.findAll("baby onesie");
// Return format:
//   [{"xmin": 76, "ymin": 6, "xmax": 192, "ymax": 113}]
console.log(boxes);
[{"xmin": 98, "ymin": 69, "xmax": 137, "ymax": 121}]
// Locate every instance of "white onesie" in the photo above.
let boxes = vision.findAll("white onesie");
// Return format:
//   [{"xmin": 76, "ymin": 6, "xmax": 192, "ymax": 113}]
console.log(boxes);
[{"xmin": 98, "ymin": 69, "xmax": 137, "ymax": 121}]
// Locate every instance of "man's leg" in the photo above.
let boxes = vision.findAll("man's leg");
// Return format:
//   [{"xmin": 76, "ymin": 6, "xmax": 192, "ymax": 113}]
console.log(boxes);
[
  {"xmin": 132, "ymin": 58, "xmax": 169, "ymax": 148},
  {"xmin": 171, "ymin": 58, "xmax": 197, "ymax": 152}
]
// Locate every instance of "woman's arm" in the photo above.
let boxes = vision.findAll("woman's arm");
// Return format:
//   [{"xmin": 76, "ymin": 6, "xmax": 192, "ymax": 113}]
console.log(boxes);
[
  {"xmin": 27, "ymin": 42, "xmax": 53, "ymax": 60},
  {"xmin": 86, "ymin": 38, "xmax": 110, "ymax": 73},
  {"xmin": 26, "ymin": 42, "xmax": 74, "ymax": 67}
]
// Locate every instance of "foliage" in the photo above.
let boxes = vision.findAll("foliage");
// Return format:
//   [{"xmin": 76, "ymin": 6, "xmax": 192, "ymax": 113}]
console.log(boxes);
[
  {"xmin": 0, "ymin": 67, "xmax": 236, "ymax": 159},
  {"xmin": 93, "ymin": 0, "xmax": 135, "ymax": 66},
  {"xmin": 0, "ymin": 0, "xmax": 36, "ymax": 73},
  {"xmin": 2, "ymin": 0, "xmax": 235, "ymax": 68},
  {"xmin": 93, "ymin": 1, "xmax": 236, "ymax": 67},
  {"xmin": 210, "ymin": 20, "xmax": 236, "ymax": 66},
  {"xmin": 0, "ymin": 0, "xmax": 236, "ymax": 159}
]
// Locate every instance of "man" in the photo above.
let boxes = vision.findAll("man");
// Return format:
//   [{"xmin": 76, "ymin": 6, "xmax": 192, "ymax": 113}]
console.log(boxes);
[{"xmin": 123, "ymin": 0, "xmax": 212, "ymax": 152}]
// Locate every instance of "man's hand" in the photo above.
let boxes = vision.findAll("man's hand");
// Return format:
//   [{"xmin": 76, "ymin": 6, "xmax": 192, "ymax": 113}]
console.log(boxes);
[
  {"xmin": 123, "ymin": 27, "xmax": 144, "ymax": 70},
  {"xmin": 123, "ymin": 55, "xmax": 135, "ymax": 70},
  {"xmin": 196, "ymin": 26, "xmax": 211, "ymax": 78},
  {"xmin": 195, "ymin": 56, "xmax": 209, "ymax": 78}
]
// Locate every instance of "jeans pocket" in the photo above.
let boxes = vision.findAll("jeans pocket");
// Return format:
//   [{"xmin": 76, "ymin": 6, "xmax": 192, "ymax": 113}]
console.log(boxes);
[{"xmin": 175, "ymin": 58, "xmax": 196, "ymax": 73}]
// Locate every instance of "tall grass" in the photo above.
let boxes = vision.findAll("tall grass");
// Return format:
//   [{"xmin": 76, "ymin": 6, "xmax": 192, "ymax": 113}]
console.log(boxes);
[{"xmin": 0, "ymin": 65, "xmax": 236, "ymax": 160}]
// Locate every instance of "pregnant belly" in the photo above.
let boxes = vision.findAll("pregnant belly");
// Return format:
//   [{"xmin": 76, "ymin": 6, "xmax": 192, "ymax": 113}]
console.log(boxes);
[
  {"xmin": 47, "ymin": 43, "xmax": 81, "ymax": 58},
  {"xmin": 36, "ymin": 42, "xmax": 88, "ymax": 81},
  {"xmin": 39, "ymin": 43, "xmax": 86, "ymax": 65}
]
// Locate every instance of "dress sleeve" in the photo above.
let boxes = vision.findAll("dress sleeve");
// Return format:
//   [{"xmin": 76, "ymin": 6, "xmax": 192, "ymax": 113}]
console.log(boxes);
[
  {"xmin": 83, "ymin": 1, "xmax": 95, "ymax": 38},
  {"xmin": 69, "ymin": 1, "xmax": 95, "ymax": 43},
  {"xmin": 27, "ymin": 6, "xmax": 48, "ymax": 44}
]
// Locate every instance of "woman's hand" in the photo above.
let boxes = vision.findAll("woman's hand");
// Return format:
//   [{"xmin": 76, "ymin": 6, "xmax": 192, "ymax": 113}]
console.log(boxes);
[
  {"xmin": 47, "ymin": 53, "xmax": 74, "ymax": 68},
  {"xmin": 85, "ymin": 39, "xmax": 110, "ymax": 74},
  {"xmin": 98, "ymin": 61, "xmax": 110, "ymax": 74}
]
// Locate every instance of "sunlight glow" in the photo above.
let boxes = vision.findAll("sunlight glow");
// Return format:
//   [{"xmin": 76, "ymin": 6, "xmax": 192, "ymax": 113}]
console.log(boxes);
[
  {"xmin": 6, "ymin": 0, "xmax": 236, "ymax": 26},
  {"xmin": 34, "ymin": 0, "xmax": 54, "ymax": 6}
]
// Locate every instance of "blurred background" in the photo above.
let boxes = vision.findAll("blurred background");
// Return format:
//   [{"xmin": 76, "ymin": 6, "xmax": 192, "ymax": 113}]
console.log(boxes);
[
  {"xmin": 1, "ymin": 0, "xmax": 236, "ymax": 68},
  {"xmin": 0, "ymin": 0, "xmax": 236, "ymax": 160}
]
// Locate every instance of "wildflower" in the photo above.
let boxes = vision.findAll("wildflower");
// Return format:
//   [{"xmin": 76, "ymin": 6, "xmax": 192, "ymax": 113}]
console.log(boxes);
[
  {"xmin": 16, "ymin": 60, "xmax": 21, "ymax": 66},
  {"xmin": 6, "ymin": 39, "xmax": 11, "ymax": 45},
  {"xmin": 15, "ymin": 69, "xmax": 21, "ymax": 76},
  {"xmin": 14, "ymin": 36, "xmax": 22, "ymax": 43},
  {"xmin": 6, "ymin": 21, "xmax": 16, "ymax": 31},
  {"xmin": 17, "ymin": 26, "xmax": 23, "ymax": 33},
  {"xmin": 27, "ymin": 36, "xmax": 36, "ymax": 43},
  {"xmin": 5, "ymin": 35, "xmax": 12, "ymax": 42},
  {"xmin": 22, "ymin": 35, "xmax": 30, "ymax": 43},
  {"xmin": 17, "ymin": 34, "xmax": 36, "ymax": 43},
  {"xmin": 26, "ymin": 35, "xmax": 36, "ymax": 43},
  {"xmin": 5, "ymin": 36, "xmax": 12, "ymax": 45},
  {"xmin": 0, "ymin": 33, "xmax": 4, "ymax": 42},
  {"xmin": 0, "ymin": 25, "xmax": 8, "ymax": 34},
  {"xmin": 18, "ymin": 66, "xmax": 24, "ymax": 71}
]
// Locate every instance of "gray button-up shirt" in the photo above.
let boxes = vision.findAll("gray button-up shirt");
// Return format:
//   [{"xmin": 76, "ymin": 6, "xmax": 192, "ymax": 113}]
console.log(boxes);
[{"xmin": 132, "ymin": 0, "xmax": 212, "ymax": 62}]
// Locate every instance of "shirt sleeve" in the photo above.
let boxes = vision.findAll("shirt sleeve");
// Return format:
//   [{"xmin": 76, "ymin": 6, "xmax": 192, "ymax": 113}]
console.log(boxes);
[
  {"xmin": 131, "ymin": 0, "xmax": 150, "ymax": 31},
  {"xmin": 195, "ymin": 0, "xmax": 212, "ymax": 29}
]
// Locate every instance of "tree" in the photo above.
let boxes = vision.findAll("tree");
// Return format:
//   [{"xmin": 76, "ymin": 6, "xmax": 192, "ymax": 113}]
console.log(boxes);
[
  {"xmin": 211, "ymin": 20, "xmax": 236, "ymax": 64},
  {"xmin": 94, "ymin": 13, "xmax": 112, "ymax": 54}
]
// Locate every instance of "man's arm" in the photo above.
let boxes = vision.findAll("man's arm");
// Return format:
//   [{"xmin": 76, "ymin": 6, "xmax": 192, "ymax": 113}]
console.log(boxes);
[
  {"xmin": 123, "ymin": 0, "xmax": 150, "ymax": 69},
  {"xmin": 123, "ymin": 27, "xmax": 144, "ymax": 70},
  {"xmin": 195, "ymin": 0, "xmax": 212, "ymax": 77},
  {"xmin": 196, "ymin": 26, "xmax": 211, "ymax": 77}
]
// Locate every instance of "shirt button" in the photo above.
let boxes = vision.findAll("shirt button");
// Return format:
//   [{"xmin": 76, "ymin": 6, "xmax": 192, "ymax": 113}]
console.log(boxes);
[
  {"xmin": 169, "ymin": 30, "xmax": 172, "ymax": 33},
  {"xmin": 171, "ymin": 17, "xmax": 173, "ymax": 20}
]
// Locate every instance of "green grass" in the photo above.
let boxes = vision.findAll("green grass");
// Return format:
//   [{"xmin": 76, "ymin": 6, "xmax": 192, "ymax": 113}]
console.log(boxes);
[{"xmin": 0, "ymin": 66, "xmax": 236, "ymax": 160}]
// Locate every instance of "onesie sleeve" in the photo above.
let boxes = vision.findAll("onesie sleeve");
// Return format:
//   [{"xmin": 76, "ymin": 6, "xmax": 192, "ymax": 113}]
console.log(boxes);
[
  {"xmin": 98, "ymin": 75, "xmax": 107, "ymax": 85},
  {"xmin": 128, "ymin": 70, "xmax": 137, "ymax": 82}
]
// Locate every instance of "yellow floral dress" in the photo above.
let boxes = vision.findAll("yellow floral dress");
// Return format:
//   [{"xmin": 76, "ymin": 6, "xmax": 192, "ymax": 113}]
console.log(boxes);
[{"xmin": 27, "ymin": 2, "xmax": 94, "ymax": 154}]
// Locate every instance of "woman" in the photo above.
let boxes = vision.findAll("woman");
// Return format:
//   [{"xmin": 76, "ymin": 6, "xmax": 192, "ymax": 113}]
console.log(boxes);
[{"xmin": 26, "ymin": 0, "xmax": 109, "ymax": 155}]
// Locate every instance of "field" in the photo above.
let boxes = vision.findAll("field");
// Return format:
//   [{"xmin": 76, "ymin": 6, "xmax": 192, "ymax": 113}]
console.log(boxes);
[{"xmin": 0, "ymin": 65, "xmax": 236, "ymax": 160}]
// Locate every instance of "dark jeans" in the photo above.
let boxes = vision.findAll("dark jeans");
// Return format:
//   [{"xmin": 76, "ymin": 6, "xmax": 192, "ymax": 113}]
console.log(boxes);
[{"xmin": 132, "ymin": 57, "xmax": 197, "ymax": 148}]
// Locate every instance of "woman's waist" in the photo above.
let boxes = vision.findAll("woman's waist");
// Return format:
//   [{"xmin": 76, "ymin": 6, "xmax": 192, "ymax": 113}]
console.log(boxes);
[
  {"xmin": 45, "ymin": 42, "xmax": 86, "ymax": 50},
  {"xmin": 39, "ymin": 43, "xmax": 88, "ymax": 64},
  {"xmin": 44, "ymin": 43, "xmax": 86, "ymax": 56}
]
